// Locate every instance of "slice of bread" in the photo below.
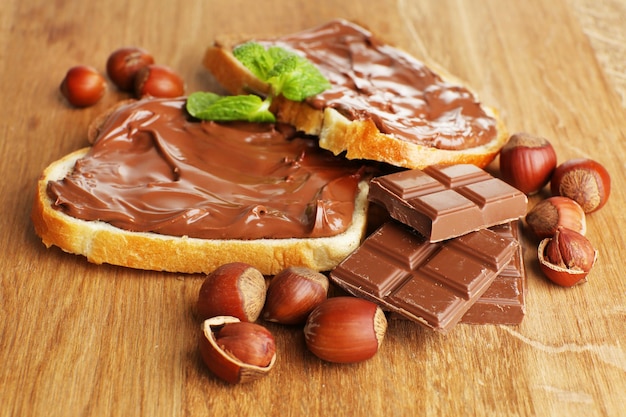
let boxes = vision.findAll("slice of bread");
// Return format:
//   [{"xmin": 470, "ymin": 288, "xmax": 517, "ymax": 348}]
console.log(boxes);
[
  {"xmin": 32, "ymin": 149, "xmax": 370, "ymax": 275},
  {"xmin": 32, "ymin": 100, "xmax": 372, "ymax": 277},
  {"xmin": 203, "ymin": 19, "xmax": 508, "ymax": 169}
]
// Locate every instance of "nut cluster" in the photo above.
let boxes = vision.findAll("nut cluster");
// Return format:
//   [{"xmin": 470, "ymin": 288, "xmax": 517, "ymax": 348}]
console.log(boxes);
[
  {"xmin": 195, "ymin": 262, "xmax": 387, "ymax": 384},
  {"xmin": 500, "ymin": 132, "xmax": 609, "ymax": 287},
  {"xmin": 59, "ymin": 46, "xmax": 185, "ymax": 108}
]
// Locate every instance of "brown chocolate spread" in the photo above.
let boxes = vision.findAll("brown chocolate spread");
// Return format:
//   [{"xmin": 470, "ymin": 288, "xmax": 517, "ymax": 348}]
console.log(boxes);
[
  {"xmin": 47, "ymin": 98, "xmax": 368, "ymax": 240},
  {"xmin": 264, "ymin": 19, "xmax": 497, "ymax": 150}
]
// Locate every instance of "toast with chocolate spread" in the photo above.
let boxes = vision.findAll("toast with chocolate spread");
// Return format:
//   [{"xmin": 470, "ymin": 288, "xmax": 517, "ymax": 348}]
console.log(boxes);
[
  {"xmin": 32, "ymin": 98, "xmax": 371, "ymax": 275},
  {"xmin": 203, "ymin": 19, "xmax": 508, "ymax": 169}
]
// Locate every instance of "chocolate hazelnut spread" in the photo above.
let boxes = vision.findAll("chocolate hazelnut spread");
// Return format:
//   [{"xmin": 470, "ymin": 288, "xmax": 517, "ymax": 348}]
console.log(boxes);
[
  {"xmin": 47, "ymin": 98, "xmax": 368, "ymax": 240},
  {"xmin": 263, "ymin": 19, "xmax": 497, "ymax": 150}
]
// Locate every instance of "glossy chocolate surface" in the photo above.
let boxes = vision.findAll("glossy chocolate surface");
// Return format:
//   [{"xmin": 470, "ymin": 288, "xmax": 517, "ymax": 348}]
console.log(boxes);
[
  {"xmin": 368, "ymin": 164, "xmax": 527, "ymax": 242},
  {"xmin": 47, "ymin": 98, "xmax": 368, "ymax": 239},
  {"xmin": 461, "ymin": 221, "xmax": 526, "ymax": 325},
  {"xmin": 329, "ymin": 220, "xmax": 517, "ymax": 332},
  {"xmin": 266, "ymin": 20, "xmax": 498, "ymax": 150}
]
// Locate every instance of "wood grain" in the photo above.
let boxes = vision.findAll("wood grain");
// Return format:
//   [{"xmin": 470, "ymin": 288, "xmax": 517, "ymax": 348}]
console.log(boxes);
[{"xmin": 1, "ymin": 1, "xmax": 624, "ymax": 416}]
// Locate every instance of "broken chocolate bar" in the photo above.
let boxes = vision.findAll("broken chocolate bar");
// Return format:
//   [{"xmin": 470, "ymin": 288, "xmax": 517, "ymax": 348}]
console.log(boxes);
[
  {"xmin": 329, "ymin": 221, "xmax": 517, "ymax": 333},
  {"xmin": 368, "ymin": 164, "xmax": 527, "ymax": 242},
  {"xmin": 461, "ymin": 221, "xmax": 526, "ymax": 325}
]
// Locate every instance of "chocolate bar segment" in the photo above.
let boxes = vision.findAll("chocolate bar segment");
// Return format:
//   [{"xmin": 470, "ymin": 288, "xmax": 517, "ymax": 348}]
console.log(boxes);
[
  {"xmin": 329, "ymin": 221, "xmax": 517, "ymax": 333},
  {"xmin": 461, "ymin": 221, "xmax": 526, "ymax": 325},
  {"xmin": 368, "ymin": 165, "xmax": 527, "ymax": 242}
]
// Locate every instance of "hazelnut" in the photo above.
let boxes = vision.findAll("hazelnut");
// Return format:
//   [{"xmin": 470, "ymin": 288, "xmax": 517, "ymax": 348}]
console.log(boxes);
[
  {"xmin": 106, "ymin": 47, "xmax": 155, "ymax": 92},
  {"xmin": 538, "ymin": 227, "xmax": 597, "ymax": 287},
  {"xmin": 525, "ymin": 196, "xmax": 586, "ymax": 239},
  {"xmin": 499, "ymin": 132, "xmax": 557, "ymax": 195},
  {"xmin": 303, "ymin": 297, "xmax": 387, "ymax": 363},
  {"xmin": 134, "ymin": 64, "xmax": 185, "ymax": 98},
  {"xmin": 197, "ymin": 262, "xmax": 266, "ymax": 322},
  {"xmin": 263, "ymin": 266, "xmax": 329, "ymax": 325},
  {"xmin": 199, "ymin": 316, "xmax": 276, "ymax": 384},
  {"xmin": 551, "ymin": 158, "xmax": 611, "ymax": 213},
  {"xmin": 59, "ymin": 65, "xmax": 106, "ymax": 107}
]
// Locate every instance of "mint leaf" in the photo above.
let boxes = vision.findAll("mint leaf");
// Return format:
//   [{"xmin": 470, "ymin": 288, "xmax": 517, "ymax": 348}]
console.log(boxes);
[
  {"xmin": 186, "ymin": 91, "xmax": 221, "ymax": 113},
  {"xmin": 233, "ymin": 42, "xmax": 276, "ymax": 81},
  {"xmin": 186, "ymin": 43, "xmax": 330, "ymax": 124},
  {"xmin": 269, "ymin": 55, "xmax": 332, "ymax": 101},
  {"xmin": 233, "ymin": 42, "xmax": 331, "ymax": 101},
  {"xmin": 186, "ymin": 92, "xmax": 275, "ymax": 123}
]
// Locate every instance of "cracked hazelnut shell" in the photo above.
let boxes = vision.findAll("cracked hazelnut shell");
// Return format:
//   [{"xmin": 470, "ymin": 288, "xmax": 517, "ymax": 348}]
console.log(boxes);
[
  {"xmin": 199, "ymin": 316, "xmax": 276, "ymax": 384},
  {"xmin": 538, "ymin": 227, "xmax": 597, "ymax": 287}
]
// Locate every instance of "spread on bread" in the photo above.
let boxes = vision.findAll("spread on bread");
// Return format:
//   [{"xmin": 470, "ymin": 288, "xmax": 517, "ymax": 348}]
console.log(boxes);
[
  {"xmin": 204, "ymin": 19, "xmax": 509, "ymax": 169},
  {"xmin": 263, "ymin": 20, "xmax": 497, "ymax": 151},
  {"xmin": 46, "ymin": 98, "xmax": 370, "ymax": 240},
  {"xmin": 33, "ymin": 18, "xmax": 525, "ymax": 315}
]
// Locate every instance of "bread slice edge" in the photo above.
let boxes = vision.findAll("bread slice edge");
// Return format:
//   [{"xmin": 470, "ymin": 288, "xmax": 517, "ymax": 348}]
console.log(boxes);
[
  {"xmin": 203, "ymin": 38, "xmax": 509, "ymax": 169},
  {"xmin": 31, "ymin": 148, "xmax": 370, "ymax": 275}
]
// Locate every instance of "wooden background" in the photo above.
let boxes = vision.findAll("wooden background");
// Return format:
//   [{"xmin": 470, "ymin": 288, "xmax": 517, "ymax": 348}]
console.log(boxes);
[{"xmin": 1, "ymin": 1, "xmax": 625, "ymax": 416}]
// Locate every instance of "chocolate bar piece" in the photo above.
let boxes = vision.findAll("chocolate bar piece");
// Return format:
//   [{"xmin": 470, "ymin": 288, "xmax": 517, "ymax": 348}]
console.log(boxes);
[
  {"xmin": 329, "ymin": 221, "xmax": 517, "ymax": 333},
  {"xmin": 368, "ymin": 164, "xmax": 527, "ymax": 242},
  {"xmin": 461, "ymin": 221, "xmax": 526, "ymax": 325}
]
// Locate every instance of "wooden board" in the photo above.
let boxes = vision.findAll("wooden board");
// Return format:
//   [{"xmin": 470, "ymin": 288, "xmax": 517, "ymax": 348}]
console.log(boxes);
[{"xmin": 1, "ymin": 1, "xmax": 624, "ymax": 416}]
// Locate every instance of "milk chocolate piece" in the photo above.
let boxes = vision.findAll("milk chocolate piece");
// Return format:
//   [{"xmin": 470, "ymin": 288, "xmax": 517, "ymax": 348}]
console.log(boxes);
[
  {"xmin": 461, "ymin": 221, "xmax": 526, "ymax": 325},
  {"xmin": 368, "ymin": 164, "xmax": 527, "ymax": 242},
  {"xmin": 329, "ymin": 221, "xmax": 517, "ymax": 333}
]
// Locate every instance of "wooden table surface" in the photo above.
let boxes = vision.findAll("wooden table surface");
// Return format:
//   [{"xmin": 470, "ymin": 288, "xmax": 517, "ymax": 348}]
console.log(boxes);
[{"xmin": 1, "ymin": 1, "xmax": 625, "ymax": 416}]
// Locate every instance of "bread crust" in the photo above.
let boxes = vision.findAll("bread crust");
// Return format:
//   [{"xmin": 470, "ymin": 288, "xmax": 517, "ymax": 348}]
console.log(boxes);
[
  {"xmin": 32, "ymin": 148, "xmax": 370, "ymax": 275},
  {"xmin": 202, "ymin": 28, "xmax": 509, "ymax": 170}
]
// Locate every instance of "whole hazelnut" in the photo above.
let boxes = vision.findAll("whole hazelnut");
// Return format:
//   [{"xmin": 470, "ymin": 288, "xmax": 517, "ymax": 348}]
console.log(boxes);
[
  {"xmin": 199, "ymin": 316, "xmax": 276, "ymax": 384},
  {"xmin": 106, "ymin": 47, "xmax": 155, "ymax": 92},
  {"xmin": 303, "ymin": 297, "xmax": 387, "ymax": 363},
  {"xmin": 538, "ymin": 226, "xmax": 597, "ymax": 287},
  {"xmin": 59, "ymin": 65, "xmax": 106, "ymax": 107},
  {"xmin": 551, "ymin": 158, "xmax": 611, "ymax": 213},
  {"xmin": 499, "ymin": 132, "xmax": 557, "ymax": 195},
  {"xmin": 525, "ymin": 196, "xmax": 586, "ymax": 239},
  {"xmin": 134, "ymin": 64, "xmax": 185, "ymax": 98},
  {"xmin": 263, "ymin": 266, "xmax": 329, "ymax": 325},
  {"xmin": 197, "ymin": 262, "xmax": 266, "ymax": 322}
]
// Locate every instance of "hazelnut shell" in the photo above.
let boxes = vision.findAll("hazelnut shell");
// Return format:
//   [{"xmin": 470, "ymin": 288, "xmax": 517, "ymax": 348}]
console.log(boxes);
[
  {"xmin": 499, "ymin": 132, "xmax": 557, "ymax": 195},
  {"xmin": 538, "ymin": 233, "xmax": 598, "ymax": 287},
  {"xmin": 199, "ymin": 316, "xmax": 276, "ymax": 384},
  {"xmin": 134, "ymin": 64, "xmax": 185, "ymax": 98},
  {"xmin": 197, "ymin": 262, "xmax": 266, "ymax": 322},
  {"xmin": 551, "ymin": 158, "xmax": 611, "ymax": 213},
  {"xmin": 526, "ymin": 196, "xmax": 586, "ymax": 239},
  {"xmin": 263, "ymin": 266, "xmax": 329, "ymax": 325},
  {"xmin": 59, "ymin": 65, "xmax": 106, "ymax": 107},
  {"xmin": 304, "ymin": 297, "xmax": 387, "ymax": 363}
]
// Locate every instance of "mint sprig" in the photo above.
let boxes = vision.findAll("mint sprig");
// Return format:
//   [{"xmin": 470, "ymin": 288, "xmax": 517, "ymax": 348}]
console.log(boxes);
[
  {"xmin": 186, "ymin": 92, "xmax": 275, "ymax": 122},
  {"xmin": 186, "ymin": 42, "xmax": 330, "ymax": 123},
  {"xmin": 233, "ymin": 42, "xmax": 331, "ymax": 101}
]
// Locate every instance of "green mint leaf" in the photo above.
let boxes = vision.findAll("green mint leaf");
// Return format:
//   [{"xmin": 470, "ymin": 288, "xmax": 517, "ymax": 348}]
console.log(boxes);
[
  {"xmin": 268, "ymin": 54, "xmax": 331, "ymax": 101},
  {"xmin": 266, "ymin": 45, "xmax": 292, "ymax": 65},
  {"xmin": 186, "ymin": 92, "xmax": 275, "ymax": 123},
  {"xmin": 186, "ymin": 91, "xmax": 222, "ymax": 115},
  {"xmin": 233, "ymin": 42, "xmax": 276, "ymax": 81},
  {"xmin": 233, "ymin": 42, "xmax": 331, "ymax": 101}
]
